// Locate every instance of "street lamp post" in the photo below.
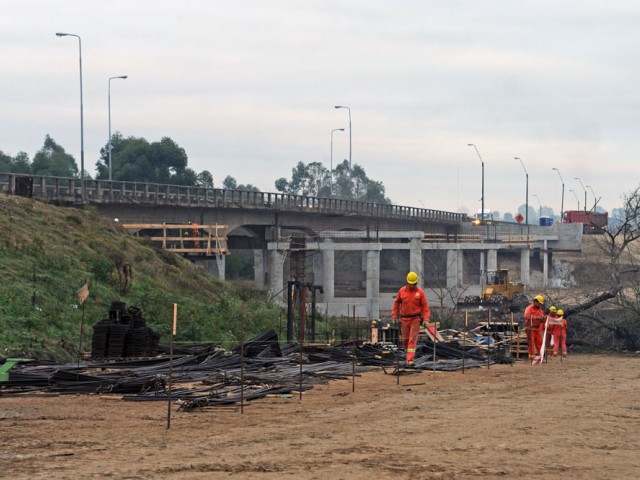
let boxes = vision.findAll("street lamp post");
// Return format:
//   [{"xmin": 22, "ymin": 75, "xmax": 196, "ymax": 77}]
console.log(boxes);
[
  {"xmin": 569, "ymin": 189, "xmax": 580, "ymax": 210},
  {"xmin": 586, "ymin": 185, "xmax": 599, "ymax": 210},
  {"xmin": 330, "ymin": 128, "xmax": 344, "ymax": 197},
  {"xmin": 574, "ymin": 177, "xmax": 587, "ymax": 212},
  {"xmin": 515, "ymin": 157, "xmax": 529, "ymax": 225},
  {"xmin": 533, "ymin": 194, "xmax": 542, "ymax": 220},
  {"xmin": 334, "ymin": 106, "xmax": 351, "ymax": 173},
  {"xmin": 108, "ymin": 75, "xmax": 128, "ymax": 181},
  {"xmin": 56, "ymin": 32, "xmax": 85, "ymax": 202},
  {"xmin": 468, "ymin": 144, "xmax": 485, "ymax": 223},
  {"xmin": 552, "ymin": 167, "xmax": 565, "ymax": 222}
]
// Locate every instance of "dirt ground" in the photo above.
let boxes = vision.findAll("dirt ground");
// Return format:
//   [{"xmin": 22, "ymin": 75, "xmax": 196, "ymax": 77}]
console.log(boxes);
[{"xmin": 1, "ymin": 353, "xmax": 639, "ymax": 480}]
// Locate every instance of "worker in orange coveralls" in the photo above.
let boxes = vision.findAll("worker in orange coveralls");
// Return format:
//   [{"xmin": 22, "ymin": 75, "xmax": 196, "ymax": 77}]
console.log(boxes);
[
  {"xmin": 392, "ymin": 271, "xmax": 430, "ymax": 367},
  {"xmin": 545, "ymin": 306, "xmax": 559, "ymax": 355},
  {"xmin": 523, "ymin": 295, "xmax": 545, "ymax": 361},
  {"xmin": 551, "ymin": 309, "xmax": 568, "ymax": 357},
  {"xmin": 190, "ymin": 222, "xmax": 200, "ymax": 248}
]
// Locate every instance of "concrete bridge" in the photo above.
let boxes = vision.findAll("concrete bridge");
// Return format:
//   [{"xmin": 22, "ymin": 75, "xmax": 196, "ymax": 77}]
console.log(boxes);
[{"xmin": 1, "ymin": 173, "xmax": 583, "ymax": 319}]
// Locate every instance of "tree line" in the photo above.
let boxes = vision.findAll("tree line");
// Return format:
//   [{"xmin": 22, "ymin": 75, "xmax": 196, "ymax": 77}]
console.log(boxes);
[{"xmin": 1, "ymin": 134, "xmax": 391, "ymax": 204}]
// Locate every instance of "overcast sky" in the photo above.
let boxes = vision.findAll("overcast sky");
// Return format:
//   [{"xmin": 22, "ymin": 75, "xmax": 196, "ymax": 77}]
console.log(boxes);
[{"xmin": 3, "ymin": 1, "xmax": 639, "ymax": 217}]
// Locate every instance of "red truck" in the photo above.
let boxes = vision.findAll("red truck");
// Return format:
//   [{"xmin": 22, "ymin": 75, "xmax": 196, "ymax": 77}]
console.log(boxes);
[{"xmin": 563, "ymin": 210, "xmax": 608, "ymax": 234}]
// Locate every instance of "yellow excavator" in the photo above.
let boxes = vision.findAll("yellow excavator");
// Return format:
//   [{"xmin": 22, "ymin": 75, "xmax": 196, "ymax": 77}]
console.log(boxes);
[{"xmin": 459, "ymin": 269, "xmax": 526, "ymax": 312}]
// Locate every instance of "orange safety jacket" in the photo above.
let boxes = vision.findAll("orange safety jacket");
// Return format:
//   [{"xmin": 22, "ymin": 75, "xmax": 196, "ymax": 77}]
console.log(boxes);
[
  {"xmin": 392, "ymin": 286, "xmax": 430, "ymax": 321},
  {"xmin": 547, "ymin": 314, "xmax": 563, "ymax": 334},
  {"xmin": 523, "ymin": 303, "xmax": 545, "ymax": 330},
  {"xmin": 546, "ymin": 313, "xmax": 559, "ymax": 334}
]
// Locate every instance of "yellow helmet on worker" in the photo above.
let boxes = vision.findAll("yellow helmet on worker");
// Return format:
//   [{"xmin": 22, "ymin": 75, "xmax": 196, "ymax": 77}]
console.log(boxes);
[
  {"xmin": 406, "ymin": 271, "xmax": 419, "ymax": 284},
  {"xmin": 534, "ymin": 295, "xmax": 544, "ymax": 304},
  {"xmin": 549, "ymin": 306, "xmax": 557, "ymax": 313},
  {"xmin": 557, "ymin": 309, "xmax": 564, "ymax": 316}
]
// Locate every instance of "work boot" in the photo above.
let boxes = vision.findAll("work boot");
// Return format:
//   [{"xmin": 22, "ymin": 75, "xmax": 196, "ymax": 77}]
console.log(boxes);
[
  {"xmin": 562, "ymin": 353, "xmax": 567, "ymax": 357},
  {"xmin": 552, "ymin": 352, "xmax": 558, "ymax": 357}
]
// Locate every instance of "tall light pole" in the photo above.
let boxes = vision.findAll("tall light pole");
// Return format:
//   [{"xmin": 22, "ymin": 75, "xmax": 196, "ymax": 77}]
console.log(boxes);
[
  {"xmin": 515, "ymin": 157, "xmax": 529, "ymax": 225},
  {"xmin": 334, "ymin": 106, "xmax": 351, "ymax": 173},
  {"xmin": 533, "ymin": 194, "xmax": 542, "ymax": 220},
  {"xmin": 468, "ymin": 144, "xmax": 485, "ymax": 223},
  {"xmin": 569, "ymin": 189, "xmax": 580, "ymax": 210},
  {"xmin": 108, "ymin": 75, "xmax": 128, "ymax": 181},
  {"xmin": 552, "ymin": 167, "xmax": 565, "ymax": 222},
  {"xmin": 330, "ymin": 128, "xmax": 344, "ymax": 197},
  {"xmin": 574, "ymin": 177, "xmax": 587, "ymax": 212},
  {"xmin": 56, "ymin": 32, "xmax": 85, "ymax": 202},
  {"xmin": 586, "ymin": 185, "xmax": 599, "ymax": 210}
]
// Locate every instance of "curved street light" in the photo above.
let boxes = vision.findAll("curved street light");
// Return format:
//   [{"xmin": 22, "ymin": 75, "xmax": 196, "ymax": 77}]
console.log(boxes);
[
  {"xmin": 330, "ymin": 128, "xmax": 344, "ymax": 197},
  {"xmin": 56, "ymin": 32, "xmax": 85, "ymax": 202},
  {"xmin": 468, "ymin": 144, "xmax": 485, "ymax": 223},
  {"xmin": 574, "ymin": 177, "xmax": 587, "ymax": 212},
  {"xmin": 334, "ymin": 106, "xmax": 351, "ymax": 173},
  {"xmin": 515, "ymin": 157, "xmax": 529, "ymax": 225},
  {"xmin": 586, "ymin": 185, "xmax": 599, "ymax": 210},
  {"xmin": 108, "ymin": 75, "xmax": 128, "ymax": 181},
  {"xmin": 569, "ymin": 189, "xmax": 580, "ymax": 210},
  {"xmin": 552, "ymin": 167, "xmax": 565, "ymax": 222},
  {"xmin": 533, "ymin": 194, "xmax": 542, "ymax": 220}
]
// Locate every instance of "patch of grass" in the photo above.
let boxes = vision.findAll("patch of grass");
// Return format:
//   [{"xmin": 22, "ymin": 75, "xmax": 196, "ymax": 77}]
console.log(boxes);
[{"xmin": 0, "ymin": 193, "xmax": 285, "ymax": 360}]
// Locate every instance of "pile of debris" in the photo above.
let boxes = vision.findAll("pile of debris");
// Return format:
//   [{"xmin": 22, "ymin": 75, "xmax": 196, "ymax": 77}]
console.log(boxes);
[
  {"xmin": 1, "ymin": 329, "xmax": 508, "ymax": 409},
  {"xmin": 91, "ymin": 302, "xmax": 160, "ymax": 358}
]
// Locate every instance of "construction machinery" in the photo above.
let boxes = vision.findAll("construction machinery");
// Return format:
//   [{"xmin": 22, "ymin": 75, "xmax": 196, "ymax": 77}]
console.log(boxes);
[{"xmin": 458, "ymin": 269, "xmax": 526, "ymax": 313}]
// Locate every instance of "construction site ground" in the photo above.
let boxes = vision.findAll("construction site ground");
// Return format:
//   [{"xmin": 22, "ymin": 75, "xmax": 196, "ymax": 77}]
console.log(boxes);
[{"xmin": 2, "ymin": 352, "xmax": 639, "ymax": 479}]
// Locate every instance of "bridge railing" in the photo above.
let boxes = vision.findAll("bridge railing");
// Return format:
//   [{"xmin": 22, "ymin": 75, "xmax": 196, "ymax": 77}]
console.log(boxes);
[{"xmin": 0, "ymin": 173, "xmax": 467, "ymax": 224}]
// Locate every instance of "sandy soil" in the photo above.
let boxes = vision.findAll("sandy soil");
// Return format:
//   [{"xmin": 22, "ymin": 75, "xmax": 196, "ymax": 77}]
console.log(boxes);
[{"xmin": 1, "ymin": 353, "xmax": 639, "ymax": 480}]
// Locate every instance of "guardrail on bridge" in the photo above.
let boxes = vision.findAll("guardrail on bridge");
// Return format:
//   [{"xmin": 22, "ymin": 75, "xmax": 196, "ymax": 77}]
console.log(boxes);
[{"xmin": 0, "ymin": 173, "xmax": 466, "ymax": 225}]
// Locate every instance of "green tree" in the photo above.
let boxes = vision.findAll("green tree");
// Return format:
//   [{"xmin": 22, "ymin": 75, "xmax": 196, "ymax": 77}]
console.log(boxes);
[
  {"xmin": 31, "ymin": 135, "xmax": 78, "ymax": 177},
  {"xmin": 96, "ymin": 134, "xmax": 198, "ymax": 185},
  {"xmin": 196, "ymin": 170, "xmax": 214, "ymax": 188},
  {"xmin": 223, "ymin": 175, "xmax": 259, "ymax": 192},
  {"xmin": 275, "ymin": 160, "xmax": 391, "ymax": 204}
]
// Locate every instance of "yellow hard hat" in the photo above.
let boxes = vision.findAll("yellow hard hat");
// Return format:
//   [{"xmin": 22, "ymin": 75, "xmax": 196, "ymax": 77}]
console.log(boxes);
[
  {"xmin": 406, "ymin": 271, "xmax": 419, "ymax": 284},
  {"xmin": 557, "ymin": 309, "xmax": 564, "ymax": 316},
  {"xmin": 534, "ymin": 295, "xmax": 544, "ymax": 304},
  {"xmin": 549, "ymin": 306, "xmax": 557, "ymax": 313}
]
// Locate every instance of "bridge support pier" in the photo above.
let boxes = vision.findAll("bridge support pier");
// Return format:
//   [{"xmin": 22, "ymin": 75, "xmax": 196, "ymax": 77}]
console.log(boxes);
[
  {"xmin": 366, "ymin": 248, "xmax": 381, "ymax": 320},
  {"xmin": 542, "ymin": 240, "xmax": 549, "ymax": 288},
  {"xmin": 446, "ymin": 249, "xmax": 459, "ymax": 289},
  {"xmin": 254, "ymin": 249, "xmax": 267, "ymax": 289},
  {"xmin": 409, "ymin": 238, "xmax": 423, "ymax": 286},
  {"xmin": 269, "ymin": 248, "xmax": 286, "ymax": 300},
  {"xmin": 521, "ymin": 249, "xmax": 530, "ymax": 287},
  {"xmin": 487, "ymin": 249, "xmax": 497, "ymax": 271}
]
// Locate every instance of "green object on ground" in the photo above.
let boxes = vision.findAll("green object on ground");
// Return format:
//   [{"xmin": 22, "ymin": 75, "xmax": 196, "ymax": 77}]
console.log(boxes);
[{"xmin": 0, "ymin": 358, "xmax": 34, "ymax": 382}]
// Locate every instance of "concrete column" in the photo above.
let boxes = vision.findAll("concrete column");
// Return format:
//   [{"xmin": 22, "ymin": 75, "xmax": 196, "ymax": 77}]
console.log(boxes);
[
  {"xmin": 479, "ymin": 251, "xmax": 485, "ymax": 283},
  {"xmin": 520, "ymin": 249, "xmax": 530, "ymax": 287},
  {"xmin": 322, "ymin": 244, "xmax": 335, "ymax": 302},
  {"xmin": 215, "ymin": 255, "xmax": 225, "ymax": 280},
  {"xmin": 457, "ymin": 250, "xmax": 464, "ymax": 287},
  {"xmin": 313, "ymin": 246, "xmax": 324, "ymax": 296},
  {"xmin": 409, "ymin": 237, "xmax": 423, "ymax": 286},
  {"xmin": 542, "ymin": 240, "xmax": 548, "ymax": 288},
  {"xmin": 253, "ymin": 249, "xmax": 266, "ymax": 289},
  {"xmin": 487, "ymin": 249, "xmax": 497, "ymax": 271},
  {"xmin": 366, "ymin": 248, "xmax": 381, "ymax": 320},
  {"xmin": 269, "ymin": 247, "xmax": 285, "ymax": 304},
  {"xmin": 446, "ymin": 249, "xmax": 458, "ymax": 289}
]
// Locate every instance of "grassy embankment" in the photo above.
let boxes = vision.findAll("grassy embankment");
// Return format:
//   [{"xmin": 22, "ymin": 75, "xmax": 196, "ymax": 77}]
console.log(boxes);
[{"xmin": 0, "ymin": 194, "xmax": 285, "ymax": 360}]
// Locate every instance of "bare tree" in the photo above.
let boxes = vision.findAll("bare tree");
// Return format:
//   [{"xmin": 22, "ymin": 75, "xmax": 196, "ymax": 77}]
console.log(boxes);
[{"xmin": 567, "ymin": 185, "xmax": 640, "ymax": 349}]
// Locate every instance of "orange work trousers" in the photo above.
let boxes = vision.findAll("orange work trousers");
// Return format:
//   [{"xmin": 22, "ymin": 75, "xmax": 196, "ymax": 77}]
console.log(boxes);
[
  {"xmin": 552, "ymin": 330, "xmax": 567, "ymax": 356},
  {"xmin": 400, "ymin": 317, "xmax": 422, "ymax": 363},
  {"xmin": 528, "ymin": 329, "xmax": 543, "ymax": 357}
]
